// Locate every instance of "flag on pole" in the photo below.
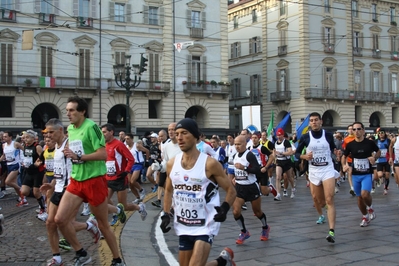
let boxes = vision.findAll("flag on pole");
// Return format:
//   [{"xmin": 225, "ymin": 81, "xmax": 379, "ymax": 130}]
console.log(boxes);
[
  {"xmin": 39, "ymin": 76, "xmax": 56, "ymax": 88},
  {"xmin": 296, "ymin": 114, "xmax": 310, "ymax": 140},
  {"xmin": 274, "ymin": 112, "xmax": 291, "ymax": 132},
  {"xmin": 266, "ymin": 110, "xmax": 274, "ymax": 137}
]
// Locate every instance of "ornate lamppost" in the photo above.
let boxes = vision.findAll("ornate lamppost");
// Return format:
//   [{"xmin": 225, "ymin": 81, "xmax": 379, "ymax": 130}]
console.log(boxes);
[{"xmin": 113, "ymin": 55, "xmax": 141, "ymax": 134}]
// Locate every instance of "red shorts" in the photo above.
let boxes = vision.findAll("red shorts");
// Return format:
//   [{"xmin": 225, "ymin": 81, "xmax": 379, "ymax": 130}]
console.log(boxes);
[{"xmin": 67, "ymin": 175, "xmax": 108, "ymax": 207}]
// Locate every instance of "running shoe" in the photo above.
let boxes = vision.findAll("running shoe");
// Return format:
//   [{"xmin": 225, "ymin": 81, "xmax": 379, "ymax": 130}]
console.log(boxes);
[
  {"xmin": 283, "ymin": 191, "xmax": 288, "ymax": 197},
  {"xmin": 87, "ymin": 219, "xmax": 100, "ymax": 244},
  {"xmin": 0, "ymin": 214, "xmax": 4, "ymax": 237},
  {"xmin": 139, "ymin": 202, "xmax": 147, "ymax": 221},
  {"xmin": 290, "ymin": 188, "xmax": 296, "ymax": 199},
  {"xmin": 151, "ymin": 184, "xmax": 158, "ymax": 193},
  {"xmin": 236, "ymin": 230, "xmax": 250, "ymax": 244},
  {"xmin": 316, "ymin": 215, "xmax": 325, "ymax": 224},
  {"xmin": 139, "ymin": 189, "xmax": 146, "ymax": 200},
  {"xmin": 218, "ymin": 247, "xmax": 236, "ymax": 266},
  {"xmin": 47, "ymin": 258, "xmax": 64, "ymax": 266},
  {"xmin": 133, "ymin": 198, "xmax": 141, "ymax": 204},
  {"xmin": 376, "ymin": 178, "xmax": 381, "ymax": 187},
  {"xmin": 383, "ymin": 189, "xmax": 388, "ymax": 195},
  {"xmin": 73, "ymin": 253, "xmax": 91, "ymax": 266},
  {"xmin": 81, "ymin": 204, "xmax": 91, "ymax": 216},
  {"xmin": 269, "ymin": 184, "xmax": 277, "ymax": 197},
  {"xmin": 371, "ymin": 188, "xmax": 375, "ymax": 194},
  {"xmin": 368, "ymin": 208, "xmax": 376, "ymax": 220},
  {"xmin": 16, "ymin": 199, "xmax": 28, "ymax": 207},
  {"xmin": 0, "ymin": 191, "xmax": 5, "ymax": 199},
  {"xmin": 110, "ymin": 260, "xmax": 125, "ymax": 266},
  {"xmin": 58, "ymin": 238, "xmax": 72, "ymax": 251},
  {"xmin": 260, "ymin": 226, "xmax": 270, "ymax": 241},
  {"xmin": 241, "ymin": 203, "xmax": 247, "ymax": 210},
  {"xmin": 274, "ymin": 194, "xmax": 281, "ymax": 201},
  {"xmin": 360, "ymin": 217, "xmax": 370, "ymax": 227},
  {"xmin": 110, "ymin": 215, "xmax": 119, "ymax": 226},
  {"xmin": 326, "ymin": 231, "xmax": 335, "ymax": 243},
  {"xmin": 117, "ymin": 203, "xmax": 126, "ymax": 224},
  {"xmin": 37, "ymin": 212, "xmax": 48, "ymax": 222},
  {"xmin": 151, "ymin": 199, "xmax": 161, "ymax": 208},
  {"xmin": 349, "ymin": 189, "xmax": 356, "ymax": 196}
]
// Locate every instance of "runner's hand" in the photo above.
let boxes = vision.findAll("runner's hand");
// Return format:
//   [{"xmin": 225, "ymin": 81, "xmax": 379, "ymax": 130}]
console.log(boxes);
[{"xmin": 160, "ymin": 213, "xmax": 171, "ymax": 233}]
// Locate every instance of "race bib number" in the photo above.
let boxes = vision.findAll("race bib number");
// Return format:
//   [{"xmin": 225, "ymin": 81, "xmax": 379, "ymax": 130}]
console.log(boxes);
[
  {"xmin": 234, "ymin": 169, "xmax": 248, "ymax": 180},
  {"xmin": 5, "ymin": 151, "xmax": 15, "ymax": 162},
  {"xmin": 106, "ymin": 161, "xmax": 116, "ymax": 176},
  {"xmin": 69, "ymin": 140, "xmax": 85, "ymax": 164},
  {"xmin": 380, "ymin": 149, "xmax": 387, "ymax": 158},
  {"xmin": 23, "ymin": 156, "xmax": 33, "ymax": 168},
  {"xmin": 45, "ymin": 159, "xmax": 54, "ymax": 172},
  {"xmin": 311, "ymin": 150, "xmax": 329, "ymax": 166},
  {"xmin": 175, "ymin": 192, "xmax": 205, "ymax": 227},
  {"xmin": 53, "ymin": 159, "xmax": 65, "ymax": 179},
  {"xmin": 353, "ymin": 158, "xmax": 369, "ymax": 172}
]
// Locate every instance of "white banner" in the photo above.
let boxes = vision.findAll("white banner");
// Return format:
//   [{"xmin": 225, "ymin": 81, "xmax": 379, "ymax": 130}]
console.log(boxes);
[
  {"xmin": 242, "ymin": 105, "xmax": 261, "ymax": 133},
  {"xmin": 174, "ymin": 41, "xmax": 194, "ymax": 52}
]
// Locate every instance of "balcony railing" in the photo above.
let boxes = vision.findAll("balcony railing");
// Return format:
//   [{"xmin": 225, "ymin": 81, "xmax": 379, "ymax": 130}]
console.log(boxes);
[
  {"xmin": 304, "ymin": 88, "xmax": 395, "ymax": 102},
  {"xmin": 278, "ymin": 45, "xmax": 287, "ymax": 56},
  {"xmin": 107, "ymin": 80, "xmax": 170, "ymax": 96},
  {"xmin": 39, "ymin": 13, "xmax": 55, "ymax": 25},
  {"xmin": 372, "ymin": 49, "xmax": 381, "ymax": 58},
  {"xmin": 190, "ymin": 27, "xmax": 203, "ymax": 39},
  {"xmin": 270, "ymin": 91, "xmax": 291, "ymax": 102},
  {"xmin": 324, "ymin": 43, "xmax": 335, "ymax": 53},
  {"xmin": 183, "ymin": 83, "xmax": 230, "ymax": 98},
  {"xmin": 1, "ymin": 9, "xmax": 16, "ymax": 22},
  {"xmin": 353, "ymin": 47, "xmax": 362, "ymax": 56},
  {"xmin": 77, "ymin": 17, "xmax": 93, "ymax": 28}
]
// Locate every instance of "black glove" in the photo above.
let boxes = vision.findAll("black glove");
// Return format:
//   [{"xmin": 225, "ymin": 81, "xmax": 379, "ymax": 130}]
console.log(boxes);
[
  {"xmin": 213, "ymin": 202, "xmax": 230, "ymax": 222},
  {"xmin": 117, "ymin": 171, "xmax": 128, "ymax": 179},
  {"xmin": 160, "ymin": 213, "xmax": 171, "ymax": 233},
  {"xmin": 145, "ymin": 160, "xmax": 150, "ymax": 167}
]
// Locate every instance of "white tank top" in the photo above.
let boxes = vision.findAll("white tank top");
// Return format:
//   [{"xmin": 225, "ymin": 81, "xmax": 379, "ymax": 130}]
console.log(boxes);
[
  {"xmin": 170, "ymin": 152, "xmax": 221, "ymax": 237},
  {"xmin": 233, "ymin": 150, "xmax": 257, "ymax": 185},
  {"xmin": 53, "ymin": 138, "xmax": 72, "ymax": 192},
  {"xmin": 307, "ymin": 130, "xmax": 334, "ymax": 174},
  {"xmin": 394, "ymin": 136, "xmax": 399, "ymax": 164},
  {"xmin": 128, "ymin": 143, "xmax": 145, "ymax": 163},
  {"xmin": 275, "ymin": 140, "xmax": 290, "ymax": 160},
  {"xmin": 3, "ymin": 141, "xmax": 19, "ymax": 166}
]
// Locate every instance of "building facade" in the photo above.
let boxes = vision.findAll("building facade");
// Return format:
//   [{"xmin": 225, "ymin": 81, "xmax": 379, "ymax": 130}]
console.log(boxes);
[
  {"xmin": 228, "ymin": 0, "xmax": 399, "ymax": 132},
  {"xmin": 0, "ymin": 0, "xmax": 230, "ymax": 135}
]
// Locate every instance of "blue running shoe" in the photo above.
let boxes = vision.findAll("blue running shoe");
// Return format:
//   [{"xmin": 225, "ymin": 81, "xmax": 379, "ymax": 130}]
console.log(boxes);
[
  {"xmin": 236, "ymin": 230, "xmax": 250, "ymax": 244},
  {"xmin": 316, "ymin": 215, "xmax": 325, "ymax": 224}
]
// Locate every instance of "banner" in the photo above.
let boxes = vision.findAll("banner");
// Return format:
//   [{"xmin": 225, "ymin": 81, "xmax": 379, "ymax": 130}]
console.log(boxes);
[
  {"xmin": 242, "ymin": 105, "xmax": 261, "ymax": 133},
  {"xmin": 274, "ymin": 112, "xmax": 291, "ymax": 132}
]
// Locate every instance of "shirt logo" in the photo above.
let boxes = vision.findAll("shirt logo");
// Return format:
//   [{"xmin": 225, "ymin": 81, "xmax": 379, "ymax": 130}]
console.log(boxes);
[{"xmin": 184, "ymin": 175, "xmax": 189, "ymax": 182}]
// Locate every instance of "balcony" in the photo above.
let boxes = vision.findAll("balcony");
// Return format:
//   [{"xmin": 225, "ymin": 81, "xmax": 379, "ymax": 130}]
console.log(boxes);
[
  {"xmin": 353, "ymin": 47, "xmax": 362, "ymax": 56},
  {"xmin": 183, "ymin": 83, "xmax": 230, "ymax": 99},
  {"xmin": 278, "ymin": 45, "xmax": 287, "ymax": 56},
  {"xmin": 372, "ymin": 49, "xmax": 381, "ymax": 59},
  {"xmin": 304, "ymin": 88, "xmax": 395, "ymax": 103},
  {"xmin": 323, "ymin": 43, "xmax": 335, "ymax": 53},
  {"xmin": 1, "ymin": 9, "xmax": 16, "ymax": 22},
  {"xmin": 190, "ymin": 27, "xmax": 203, "ymax": 39},
  {"xmin": 77, "ymin": 17, "xmax": 93, "ymax": 28},
  {"xmin": 270, "ymin": 91, "xmax": 291, "ymax": 102},
  {"xmin": 107, "ymin": 80, "xmax": 170, "ymax": 97},
  {"xmin": 391, "ymin": 51, "xmax": 399, "ymax": 61},
  {"xmin": 39, "ymin": 13, "xmax": 55, "ymax": 25}
]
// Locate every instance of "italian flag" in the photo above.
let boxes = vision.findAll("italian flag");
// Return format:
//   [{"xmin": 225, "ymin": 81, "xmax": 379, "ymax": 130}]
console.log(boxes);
[{"xmin": 39, "ymin": 76, "xmax": 56, "ymax": 88}]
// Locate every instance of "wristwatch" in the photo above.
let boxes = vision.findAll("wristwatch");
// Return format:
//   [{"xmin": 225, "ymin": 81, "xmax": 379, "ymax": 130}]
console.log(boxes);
[
  {"xmin": 244, "ymin": 166, "xmax": 247, "ymax": 171},
  {"xmin": 76, "ymin": 154, "xmax": 82, "ymax": 161}
]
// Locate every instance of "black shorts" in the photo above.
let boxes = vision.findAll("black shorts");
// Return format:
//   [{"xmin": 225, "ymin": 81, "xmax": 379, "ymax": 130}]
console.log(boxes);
[
  {"xmin": 235, "ymin": 183, "xmax": 261, "ymax": 202},
  {"xmin": 376, "ymin": 162, "xmax": 390, "ymax": 172},
  {"xmin": 178, "ymin": 235, "xmax": 214, "ymax": 251},
  {"xmin": 108, "ymin": 177, "xmax": 128, "ymax": 192},
  {"xmin": 22, "ymin": 172, "xmax": 43, "ymax": 188},
  {"xmin": 50, "ymin": 191, "xmax": 65, "ymax": 206},
  {"xmin": 276, "ymin": 159, "xmax": 292, "ymax": 173},
  {"xmin": 158, "ymin": 172, "xmax": 167, "ymax": 187},
  {"xmin": 256, "ymin": 172, "xmax": 270, "ymax": 186}
]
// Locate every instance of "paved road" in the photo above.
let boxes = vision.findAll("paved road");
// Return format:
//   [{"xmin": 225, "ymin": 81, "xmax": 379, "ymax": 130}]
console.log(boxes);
[{"xmin": 2, "ymin": 176, "xmax": 399, "ymax": 265}]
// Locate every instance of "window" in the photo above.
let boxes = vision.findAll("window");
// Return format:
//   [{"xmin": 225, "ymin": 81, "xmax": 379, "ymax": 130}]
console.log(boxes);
[
  {"xmin": 191, "ymin": 56, "xmax": 201, "ymax": 82},
  {"xmin": 323, "ymin": 67, "xmax": 336, "ymax": 90},
  {"xmin": 191, "ymin": 11, "xmax": 201, "ymax": 28},
  {"xmin": 391, "ymin": 73, "xmax": 398, "ymax": 93},
  {"xmin": 249, "ymin": 37, "xmax": 261, "ymax": 54},
  {"xmin": 149, "ymin": 7, "xmax": 158, "ymax": 25},
  {"xmin": 0, "ymin": 43, "xmax": 12, "ymax": 84},
  {"xmin": 1, "ymin": 0, "xmax": 15, "ymax": 21},
  {"xmin": 230, "ymin": 42, "xmax": 241, "ymax": 58},
  {"xmin": 251, "ymin": 75, "xmax": 260, "ymax": 102},
  {"xmin": 391, "ymin": 7, "xmax": 396, "ymax": 23},
  {"xmin": 353, "ymin": 31, "xmax": 361, "ymax": 48},
  {"xmin": 149, "ymin": 53, "xmax": 160, "ymax": 83},
  {"xmin": 115, "ymin": 3, "xmax": 125, "ymax": 22},
  {"xmin": 0, "ymin": 0, "xmax": 12, "ymax": 9},
  {"xmin": 232, "ymin": 78, "xmax": 241, "ymax": 98},
  {"xmin": 372, "ymin": 71, "xmax": 380, "ymax": 92},
  {"xmin": 41, "ymin": 46, "xmax": 53, "ymax": 77},
  {"xmin": 280, "ymin": 0, "xmax": 287, "ymax": 16},
  {"xmin": 352, "ymin": 0, "xmax": 358, "ymax": 17},
  {"xmin": 233, "ymin": 16, "xmax": 238, "ymax": 29},
  {"xmin": 372, "ymin": 34, "xmax": 379, "ymax": 50},
  {"xmin": 78, "ymin": 0, "xmax": 89, "ymax": 17},
  {"xmin": 277, "ymin": 69, "xmax": 288, "ymax": 92},
  {"xmin": 372, "ymin": 3, "xmax": 377, "ymax": 22},
  {"xmin": 0, "ymin": 96, "xmax": 12, "ymax": 117},
  {"xmin": 148, "ymin": 100, "xmax": 159, "ymax": 119},
  {"xmin": 79, "ymin": 48, "xmax": 90, "ymax": 87},
  {"xmin": 41, "ymin": 0, "xmax": 52, "ymax": 14},
  {"xmin": 324, "ymin": 0, "xmax": 330, "ymax": 14},
  {"xmin": 391, "ymin": 36, "xmax": 398, "ymax": 52},
  {"xmin": 252, "ymin": 9, "xmax": 257, "ymax": 23},
  {"xmin": 114, "ymin": 51, "xmax": 126, "ymax": 79},
  {"xmin": 324, "ymin": 27, "xmax": 334, "ymax": 44},
  {"xmin": 354, "ymin": 70, "xmax": 361, "ymax": 90}
]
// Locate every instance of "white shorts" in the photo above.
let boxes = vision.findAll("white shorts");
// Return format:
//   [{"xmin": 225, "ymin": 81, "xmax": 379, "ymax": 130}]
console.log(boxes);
[{"xmin": 308, "ymin": 167, "xmax": 338, "ymax": 186}]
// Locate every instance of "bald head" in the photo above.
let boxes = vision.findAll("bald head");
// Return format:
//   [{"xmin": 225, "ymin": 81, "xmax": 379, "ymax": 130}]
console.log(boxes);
[{"xmin": 234, "ymin": 135, "xmax": 247, "ymax": 153}]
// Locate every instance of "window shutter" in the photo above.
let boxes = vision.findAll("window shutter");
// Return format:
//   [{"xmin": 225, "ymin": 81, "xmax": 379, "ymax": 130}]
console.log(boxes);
[
  {"xmin": 250, "ymin": 75, "xmax": 253, "ymax": 92},
  {"xmin": 73, "ymin": 0, "xmax": 79, "ymax": 16},
  {"xmin": 238, "ymin": 42, "xmax": 241, "ymax": 57},
  {"xmin": 389, "ymin": 73, "xmax": 392, "ymax": 92},
  {"xmin": 321, "ymin": 27, "xmax": 325, "ymax": 43},
  {"xmin": 7, "ymin": 44, "xmax": 12, "ymax": 79},
  {"xmin": 201, "ymin": 11, "xmax": 206, "ymax": 29},
  {"xmin": 85, "ymin": 49, "xmax": 90, "ymax": 82},
  {"xmin": 126, "ymin": 4, "xmax": 132, "ymax": 22},
  {"xmin": 334, "ymin": 68, "xmax": 337, "ymax": 90},
  {"xmin": 1, "ymin": 44, "xmax": 6, "ymax": 83},
  {"xmin": 359, "ymin": 32, "xmax": 364, "ymax": 47},
  {"xmin": 361, "ymin": 71, "xmax": 365, "ymax": 91},
  {"xmin": 143, "ymin": 5, "xmax": 149, "ymax": 24},
  {"xmin": 238, "ymin": 78, "xmax": 241, "ymax": 97},
  {"xmin": 155, "ymin": 53, "xmax": 159, "ymax": 81},
  {"xmin": 41, "ymin": 47, "xmax": 46, "ymax": 76},
  {"xmin": 159, "ymin": 7, "xmax": 164, "ymax": 26},
  {"xmin": 186, "ymin": 10, "xmax": 192, "ymax": 28},
  {"xmin": 201, "ymin": 56, "xmax": 207, "ymax": 82},
  {"xmin": 35, "ymin": 0, "xmax": 40, "ymax": 13},
  {"xmin": 48, "ymin": 48, "xmax": 53, "ymax": 77},
  {"xmin": 276, "ymin": 70, "xmax": 280, "ymax": 91},
  {"xmin": 91, "ymin": 0, "xmax": 96, "ymax": 18},
  {"xmin": 285, "ymin": 69, "xmax": 289, "ymax": 91},
  {"xmin": 331, "ymin": 28, "xmax": 335, "ymax": 44},
  {"xmin": 249, "ymin": 38, "xmax": 253, "ymax": 54},
  {"xmin": 370, "ymin": 71, "xmax": 373, "ymax": 92},
  {"xmin": 149, "ymin": 53, "xmax": 154, "ymax": 83},
  {"xmin": 322, "ymin": 67, "xmax": 326, "ymax": 89},
  {"xmin": 380, "ymin": 72, "xmax": 383, "ymax": 92},
  {"xmin": 187, "ymin": 55, "xmax": 192, "ymax": 83},
  {"xmin": 109, "ymin": 2, "xmax": 114, "ymax": 21},
  {"xmin": 353, "ymin": 69, "xmax": 357, "ymax": 90},
  {"xmin": 257, "ymin": 36, "xmax": 261, "ymax": 52},
  {"xmin": 79, "ymin": 49, "xmax": 84, "ymax": 82}
]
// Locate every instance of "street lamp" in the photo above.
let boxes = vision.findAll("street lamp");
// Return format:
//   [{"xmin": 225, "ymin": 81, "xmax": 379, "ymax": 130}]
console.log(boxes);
[{"xmin": 113, "ymin": 55, "xmax": 141, "ymax": 133}]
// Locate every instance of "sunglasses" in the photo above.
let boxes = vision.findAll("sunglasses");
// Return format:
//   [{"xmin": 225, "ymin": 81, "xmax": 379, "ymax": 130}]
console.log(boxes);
[{"xmin": 352, "ymin": 128, "xmax": 363, "ymax": 131}]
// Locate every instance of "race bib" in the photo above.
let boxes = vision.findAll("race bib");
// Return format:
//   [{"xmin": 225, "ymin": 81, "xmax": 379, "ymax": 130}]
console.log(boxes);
[
  {"xmin": 380, "ymin": 149, "xmax": 387, "ymax": 158},
  {"xmin": 23, "ymin": 156, "xmax": 33, "ymax": 168},
  {"xmin": 69, "ymin": 140, "xmax": 85, "ymax": 164},
  {"xmin": 5, "ymin": 151, "xmax": 15, "ymax": 162},
  {"xmin": 175, "ymin": 192, "xmax": 205, "ymax": 227},
  {"xmin": 106, "ymin": 161, "xmax": 116, "ymax": 176},
  {"xmin": 311, "ymin": 150, "xmax": 329, "ymax": 166},
  {"xmin": 45, "ymin": 159, "xmax": 54, "ymax": 172},
  {"xmin": 353, "ymin": 158, "xmax": 369, "ymax": 172},
  {"xmin": 53, "ymin": 159, "xmax": 65, "ymax": 179},
  {"xmin": 234, "ymin": 169, "xmax": 248, "ymax": 180}
]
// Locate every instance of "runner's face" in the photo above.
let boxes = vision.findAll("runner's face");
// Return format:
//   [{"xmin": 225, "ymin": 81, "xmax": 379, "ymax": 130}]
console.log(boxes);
[
  {"xmin": 66, "ymin": 102, "xmax": 84, "ymax": 125},
  {"xmin": 347, "ymin": 126, "xmax": 353, "ymax": 135},
  {"xmin": 168, "ymin": 123, "xmax": 176, "ymax": 140},
  {"xmin": 234, "ymin": 136, "xmax": 247, "ymax": 153},
  {"xmin": 24, "ymin": 134, "xmax": 34, "ymax": 145},
  {"xmin": 125, "ymin": 136, "xmax": 133, "ymax": 145},
  {"xmin": 101, "ymin": 128, "xmax": 113, "ymax": 143},
  {"xmin": 352, "ymin": 124, "xmax": 364, "ymax": 138},
  {"xmin": 210, "ymin": 139, "xmax": 218, "ymax": 148},
  {"xmin": 261, "ymin": 132, "xmax": 267, "ymax": 140},
  {"xmin": 251, "ymin": 135, "xmax": 260, "ymax": 145},
  {"xmin": 309, "ymin": 116, "xmax": 322, "ymax": 131},
  {"xmin": 176, "ymin": 128, "xmax": 196, "ymax": 152}
]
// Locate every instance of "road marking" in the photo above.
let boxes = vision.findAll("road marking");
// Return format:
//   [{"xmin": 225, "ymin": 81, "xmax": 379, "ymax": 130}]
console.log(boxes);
[{"xmin": 155, "ymin": 214, "xmax": 179, "ymax": 266}]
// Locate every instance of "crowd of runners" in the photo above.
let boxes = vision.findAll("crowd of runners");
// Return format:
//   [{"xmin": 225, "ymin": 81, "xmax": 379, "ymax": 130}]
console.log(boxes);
[{"xmin": 0, "ymin": 101, "xmax": 397, "ymax": 266}]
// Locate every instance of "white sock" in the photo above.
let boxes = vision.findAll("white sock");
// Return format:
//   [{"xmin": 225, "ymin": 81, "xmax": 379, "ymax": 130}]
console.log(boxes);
[
  {"xmin": 53, "ymin": 255, "xmax": 62, "ymax": 264},
  {"xmin": 86, "ymin": 222, "xmax": 93, "ymax": 230},
  {"xmin": 116, "ymin": 206, "xmax": 121, "ymax": 214}
]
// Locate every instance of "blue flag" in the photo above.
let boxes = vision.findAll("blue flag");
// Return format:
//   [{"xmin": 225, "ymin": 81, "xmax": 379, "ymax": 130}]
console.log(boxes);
[
  {"xmin": 274, "ymin": 112, "xmax": 291, "ymax": 133},
  {"xmin": 296, "ymin": 114, "xmax": 310, "ymax": 140}
]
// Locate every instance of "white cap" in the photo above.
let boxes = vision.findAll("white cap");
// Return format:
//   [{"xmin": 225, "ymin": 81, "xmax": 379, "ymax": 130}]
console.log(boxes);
[{"xmin": 150, "ymin": 133, "xmax": 158, "ymax": 138}]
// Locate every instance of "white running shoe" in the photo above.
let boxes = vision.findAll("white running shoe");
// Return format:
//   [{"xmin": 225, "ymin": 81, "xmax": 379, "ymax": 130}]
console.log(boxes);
[
  {"xmin": 139, "ymin": 189, "xmax": 146, "ymax": 200},
  {"xmin": 290, "ymin": 188, "xmax": 296, "ymax": 199},
  {"xmin": 37, "ymin": 212, "xmax": 48, "ymax": 222},
  {"xmin": 81, "ymin": 203, "xmax": 91, "ymax": 216},
  {"xmin": 368, "ymin": 208, "xmax": 376, "ymax": 220},
  {"xmin": 133, "ymin": 198, "xmax": 141, "ymax": 204},
  {"xmin": 138, "ymin": 202, "xmax": 147, "ymax": 221},
  {"xmin": 360, "ymin": 217, "xmax": 370, "ymax": 227}
]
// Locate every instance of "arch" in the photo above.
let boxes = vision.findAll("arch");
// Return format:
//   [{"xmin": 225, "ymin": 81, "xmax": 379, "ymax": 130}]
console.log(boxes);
[
  {"xmin": 321, "ymin": 18, "xmax": 336, "ymax": 27},
  {"xmin": 369, "ymin": 25, "xmax": 382, "ymax": 33},
  {"xmin": 31, "ymin": 103, "xmax": 60, "ymax": 130},
  {"xmin": 276, "ymin": 20, "xmax": 289, "ymax": 29},
  {"xmin": 0, "ymin": 28, "xmax": 19, "ymax": 41},
  {"xmin": 369, "ymin": 111, "xmax": 384, "ymax": 128},
  {"xmin": 187, "ymin": 44, "xmax": 207, "ymax": 55},
  {"xmin": 184, "ymin": 105, "xmax": 209, "ymax": 129},
  {"xmin": 107, "ymin": 104, "xmax": 130, "ymax": 130},
  {"xmin": 110, "ymin": 38, "xmax": 132, "ymax": 49},
  {"xmin": 321, "ymin": 109, "xmax": 340, "ymax": 127},
  {"xmin": 35, "ymin": 32, "xmax": 60, "ymax": 45}
]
